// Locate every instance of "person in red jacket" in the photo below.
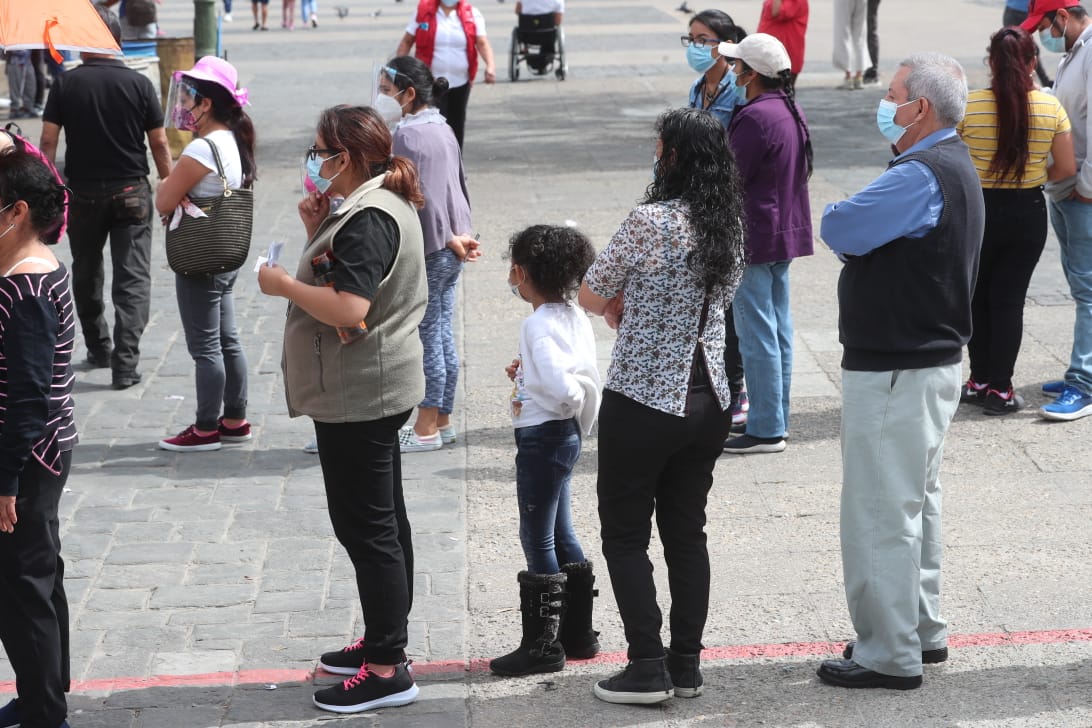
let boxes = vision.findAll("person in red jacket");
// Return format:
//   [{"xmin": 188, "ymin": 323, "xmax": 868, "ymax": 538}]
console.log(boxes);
[
  {"xmin": 396, "ymin": 0, "xmax": 497, "ymax": 149},
  {"xmin": 756, "ymin": 0, "xmax": 808, "ymax": 90}
]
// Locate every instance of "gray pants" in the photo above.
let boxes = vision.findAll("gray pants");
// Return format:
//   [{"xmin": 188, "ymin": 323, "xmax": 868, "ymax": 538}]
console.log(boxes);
[
  {"xmin": 175, "ymin": 270, "xmax": 248, "ymax": 431},
  {"xmin": 5, "ymin": 61, "xmax": 34, "ymax": 113},
  {"xmin": 839, "ymin": 364, "xmax": 959, "ymax": 678}
]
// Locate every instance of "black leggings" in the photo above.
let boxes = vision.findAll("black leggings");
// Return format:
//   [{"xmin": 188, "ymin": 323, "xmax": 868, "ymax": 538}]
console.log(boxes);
[
  {"xmin": 314, "ymin": 412, "xmax": 414, "ymax": 665},
  {"xmin": 435, "ymin": 82, "xmax": 471, "ymax": 150},
  {"xmin": 723, "ymin": 303, "xmax": 744, "ymax": 400},
  {"xmin": 967, "ymin": 187, "xmax": 1048, "ymax": 391}
]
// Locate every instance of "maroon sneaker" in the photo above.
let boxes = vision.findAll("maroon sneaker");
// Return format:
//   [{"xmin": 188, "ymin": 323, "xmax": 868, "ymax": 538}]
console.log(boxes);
[
  {"xmin": 218, "ymin": 418, "xmax": 252, "ymax": 442},
  {"xmin": 159, "ymin": 425, "xmax": 221, "ymax": 452}
]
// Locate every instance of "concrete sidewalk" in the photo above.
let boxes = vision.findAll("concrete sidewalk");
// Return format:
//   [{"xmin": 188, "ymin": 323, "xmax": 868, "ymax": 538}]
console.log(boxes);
[{"xmin": 5, "ymin": 0, "xmax": 1092, "ymax": 725}]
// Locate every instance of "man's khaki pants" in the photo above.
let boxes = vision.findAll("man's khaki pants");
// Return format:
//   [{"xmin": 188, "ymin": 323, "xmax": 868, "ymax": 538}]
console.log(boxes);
[{"xmin": 839, "ymin": 363, "xmax": 960, "ymax": 677}]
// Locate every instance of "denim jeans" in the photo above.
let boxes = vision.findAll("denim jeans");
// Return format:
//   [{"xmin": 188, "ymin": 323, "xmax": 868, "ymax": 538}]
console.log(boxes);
[
  {"xmin": 66, "ymin": 179, "xmax": 153, "ymax": 375},
  {"xmin": 175, "ymin": 270, "xmax": 248, "ymax": 431},
  {"xmin": 597, "ymin": 387, "xmax": 732, "ymax": 659},
  {"xmin": 419, "ymin": 249, "xmax": 464, "ymax": 413},
  {"xmin": 514, "ymin": 418, "xmax": 585, "ymax": 574},
  {"xmin": 315, "ymin": 412, "xmax": 414, "ymax": 665},
  {"xmin": 1048, "ymin": 198, "xmax": 1092, "ymax": 395},
  {"xmin": 733, "ymin": 261, "xmax": 793, "ymax": 438}
]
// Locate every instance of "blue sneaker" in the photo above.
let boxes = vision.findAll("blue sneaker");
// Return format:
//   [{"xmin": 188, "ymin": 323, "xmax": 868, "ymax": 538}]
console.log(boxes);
[
  {"xmin": 0, "ymin": 698, "xmax": 19, "ymax": 728},
  {"xmin": 1042, "ymin": 380, "xmax": 1065, "ymax": 395},
  {"xmin": 1040, "ymin": 385, "xmax": 1092, "ymax": 421}
]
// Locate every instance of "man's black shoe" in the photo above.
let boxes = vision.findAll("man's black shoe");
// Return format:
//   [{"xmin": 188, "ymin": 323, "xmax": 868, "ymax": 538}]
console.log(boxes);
[
  {"xmin": 112, "ymin": 372, "xmax": 142, "ymax": 390},
  {"xmin": 842, "ymin": 640, "xmax": 947, "ymax": 664},
  {"xmin": 816, "ymin": 659, "xmax": 922, "ymax": 690}
]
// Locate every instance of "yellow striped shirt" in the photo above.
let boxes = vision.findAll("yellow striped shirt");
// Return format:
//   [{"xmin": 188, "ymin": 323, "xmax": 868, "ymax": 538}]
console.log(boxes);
[{"xmin": 956, "ymin": 88, "xmax": 1070, "ymax": 189}]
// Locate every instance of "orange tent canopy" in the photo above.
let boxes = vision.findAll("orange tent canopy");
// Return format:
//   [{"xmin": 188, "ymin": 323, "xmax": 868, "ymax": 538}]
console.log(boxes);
[{"xmin": 0, "ymin": 0, "xmax": 121, "ymax": 62}]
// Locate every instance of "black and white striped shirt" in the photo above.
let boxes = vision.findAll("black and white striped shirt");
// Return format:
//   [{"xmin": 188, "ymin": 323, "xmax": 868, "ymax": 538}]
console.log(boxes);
[{"xmin": 0, "ymin": 265, "xmax": 77, "ymax": 495}]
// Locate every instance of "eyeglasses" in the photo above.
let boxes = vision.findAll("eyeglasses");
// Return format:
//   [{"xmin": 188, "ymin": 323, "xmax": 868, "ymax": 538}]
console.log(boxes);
[
  {"xmin": 680, "ymin": 34, "xmax": 720, "ymax": 48},
  {"xmin": 306, "ymin": 146, "xmax": 342, "ymax": 162}
]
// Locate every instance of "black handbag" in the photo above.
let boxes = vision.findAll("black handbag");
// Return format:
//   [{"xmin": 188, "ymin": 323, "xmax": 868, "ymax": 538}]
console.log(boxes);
[{"xmin": 165, "ymin": 138, "xmax": 253, "ymax": 276}]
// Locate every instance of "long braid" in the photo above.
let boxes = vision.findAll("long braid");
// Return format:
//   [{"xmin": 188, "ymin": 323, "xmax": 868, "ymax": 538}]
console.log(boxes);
[{"xmin": 778, "ymin": 69, "xmax": 813, "ymax": 180}]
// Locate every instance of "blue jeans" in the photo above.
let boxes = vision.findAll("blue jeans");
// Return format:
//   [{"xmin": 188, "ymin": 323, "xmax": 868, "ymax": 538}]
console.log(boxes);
[
  {"xmin": 419, "ymin": 249, "xmax": 463, "ymax": 413},
  {"xmin": 515, "ymin": 418, "xmax": 585, "ymax": 574},
  {"xmin": 300, "ymin": 0, "xmax": 316, "ymax": 19},
  {"xmin": 733, "ymin": 261, "xmax": 793, "ymax": 438},
  {"xmin": 175, "ymin": 271, "xmax": 248, "ymax": 431},
  {"xmin": 1048, "ymin": 198, "xmax": 1092, "ymax": 394}
]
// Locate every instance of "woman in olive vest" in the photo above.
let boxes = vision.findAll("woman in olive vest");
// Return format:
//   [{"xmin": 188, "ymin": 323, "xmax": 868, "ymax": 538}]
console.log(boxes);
[{"xmin": 257, "ymin": 105, "xmax": 428, "ymax": 715}]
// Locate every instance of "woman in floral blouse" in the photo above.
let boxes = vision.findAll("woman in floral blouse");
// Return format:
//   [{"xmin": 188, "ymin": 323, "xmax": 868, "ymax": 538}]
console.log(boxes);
[{"xmin": 577, "ymin": 107, "xmax": 745, "ymax": 705}]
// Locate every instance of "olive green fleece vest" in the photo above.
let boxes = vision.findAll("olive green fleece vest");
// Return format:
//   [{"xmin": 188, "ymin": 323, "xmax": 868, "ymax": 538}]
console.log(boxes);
[{"xmin": 281, "ymin": 174, "xmax": 427, "ymax": 422}]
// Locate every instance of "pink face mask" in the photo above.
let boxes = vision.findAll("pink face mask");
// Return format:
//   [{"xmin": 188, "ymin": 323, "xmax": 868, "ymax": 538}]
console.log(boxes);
[{"xmin": 171, "ymin": 104, "xmax": 203, "ymax": 132}]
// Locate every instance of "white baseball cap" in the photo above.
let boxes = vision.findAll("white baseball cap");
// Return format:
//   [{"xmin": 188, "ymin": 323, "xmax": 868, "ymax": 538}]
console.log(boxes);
[{"xmin": 717, "ymin": 33, "xmax": 791, "ymax": 77}]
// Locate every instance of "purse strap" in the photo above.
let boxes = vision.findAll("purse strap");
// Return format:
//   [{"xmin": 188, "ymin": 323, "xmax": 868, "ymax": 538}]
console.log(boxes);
[{"xmin": 201, "ymin": 137, "xmax": 231, "ymax": 197}]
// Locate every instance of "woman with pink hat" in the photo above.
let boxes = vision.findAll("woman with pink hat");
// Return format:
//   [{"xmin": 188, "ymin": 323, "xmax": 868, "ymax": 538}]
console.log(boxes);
[{"xmin": 155, "ymin": 56, "xmax": 258, "ymax": 452}]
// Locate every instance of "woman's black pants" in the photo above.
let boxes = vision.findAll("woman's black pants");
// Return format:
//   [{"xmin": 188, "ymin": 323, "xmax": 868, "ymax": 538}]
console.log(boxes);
[
  {"xmin": 596, "ymin": 388, "xmax": 732, "ymax": 659},
  {"xmin": 968, "ymin": 187, "xmax": 1048, "ymax": 391},
  {"xmin": 315, "ymin": 412, "xmax": 414, "ymax": 665},
  {"xmin": 0, "ymin": 451, "xmax": 72, "ymax": 728}
]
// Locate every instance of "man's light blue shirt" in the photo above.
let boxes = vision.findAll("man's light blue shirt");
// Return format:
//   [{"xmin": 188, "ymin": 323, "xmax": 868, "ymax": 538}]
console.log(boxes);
[{"xmin": 820, "ymin": 129, "xmax": 954, "ymax": 257}]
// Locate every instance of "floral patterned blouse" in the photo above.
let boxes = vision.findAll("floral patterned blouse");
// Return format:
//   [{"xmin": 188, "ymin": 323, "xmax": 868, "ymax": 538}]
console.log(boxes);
[{"xmin": 583, "ymin": 199, "xmax": 738, "ymax": 416}]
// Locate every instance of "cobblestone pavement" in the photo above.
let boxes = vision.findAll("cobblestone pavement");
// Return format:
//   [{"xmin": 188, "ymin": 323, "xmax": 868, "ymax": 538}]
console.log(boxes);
[{"xmin": 5, "ymin": 0, "xmax": 1092, "ymax": 725}]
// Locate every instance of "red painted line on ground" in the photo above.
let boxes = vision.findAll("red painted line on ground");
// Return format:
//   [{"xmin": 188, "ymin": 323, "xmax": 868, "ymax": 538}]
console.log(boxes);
[{"xmin": 4, "ymin": 627, "xmax": 1092, "ymax": 694}]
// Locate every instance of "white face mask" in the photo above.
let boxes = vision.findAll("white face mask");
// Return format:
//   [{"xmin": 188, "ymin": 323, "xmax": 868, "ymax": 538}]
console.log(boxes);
[{"xmin": 374, "ymin": 93, "xmax": 405, "ymax": 130}]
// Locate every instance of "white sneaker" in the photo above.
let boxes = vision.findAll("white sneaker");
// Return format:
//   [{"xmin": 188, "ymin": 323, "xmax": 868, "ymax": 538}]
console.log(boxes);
[
  {"xmin": 438, "ymin": 424, "xmax": 457, "ymax": 444},
  {"xmin": 223, "ymin": 12, "xmax": 233, "ymax": 21},
  {"xmin": 303, "ymin": 437, "xmax": 319, "ymax": 454},
  {"xmin": 398, "ymin": 426, "xmax": 442, "ymax": 453}
]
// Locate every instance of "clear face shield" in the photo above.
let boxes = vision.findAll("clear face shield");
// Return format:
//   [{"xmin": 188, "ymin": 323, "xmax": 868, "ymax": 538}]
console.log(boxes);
[
  {"xmin": 164, "ymin": 73, "xmax": 203, "ymax": 130},
  {"xmin": 371, "ymin": 63, "xmax": 406, "ymax": 130}
]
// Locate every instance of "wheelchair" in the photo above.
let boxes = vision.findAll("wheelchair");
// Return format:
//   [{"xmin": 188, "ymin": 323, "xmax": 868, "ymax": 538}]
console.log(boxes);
[{"xmin": 508, "ymin": 13, "xmax": 566, "ymax": 81}]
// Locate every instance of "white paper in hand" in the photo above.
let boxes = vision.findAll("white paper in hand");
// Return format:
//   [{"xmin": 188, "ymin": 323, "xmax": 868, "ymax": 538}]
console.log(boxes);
[{"xmin": 267, "ymin": 241, "xmax": 284, "ymax": 267}]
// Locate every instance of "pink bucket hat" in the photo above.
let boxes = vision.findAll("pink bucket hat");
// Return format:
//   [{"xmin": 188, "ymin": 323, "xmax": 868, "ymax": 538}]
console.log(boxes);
[{"xmin": 175, "ymin": 56, "xmax": 250, "ymax": 106}]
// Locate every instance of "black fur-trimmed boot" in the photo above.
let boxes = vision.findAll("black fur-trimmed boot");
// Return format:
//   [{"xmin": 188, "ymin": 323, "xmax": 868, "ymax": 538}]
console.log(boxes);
[
  {"xmin": 559, "ymin": 560, "xmax": 600, "ymax": 659},
  {"xmin": 489, "ymin": 571, "xmax": 567, "ymax": 676}
]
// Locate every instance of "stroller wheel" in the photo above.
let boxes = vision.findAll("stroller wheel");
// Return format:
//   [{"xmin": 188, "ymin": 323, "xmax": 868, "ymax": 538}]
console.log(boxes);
[{"xmin": 556, "ymin": 67, "xmax": 566, "ymax": 80}]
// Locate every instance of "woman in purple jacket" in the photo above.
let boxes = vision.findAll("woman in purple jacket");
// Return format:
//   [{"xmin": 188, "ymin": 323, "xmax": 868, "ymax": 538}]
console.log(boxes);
[
  {"xmin": 718, "ymin": 33, "xmax": 813, "ymax": 455},
  {"xmin": 379, "ymin": 56, "xmax": 481, "ymax": 453}
]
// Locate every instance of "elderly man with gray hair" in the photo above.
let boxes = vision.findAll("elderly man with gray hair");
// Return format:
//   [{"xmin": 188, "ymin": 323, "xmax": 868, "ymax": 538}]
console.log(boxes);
[{"xmin": 816, "ymin": 52, "xmax": 984, "ymax": 690}]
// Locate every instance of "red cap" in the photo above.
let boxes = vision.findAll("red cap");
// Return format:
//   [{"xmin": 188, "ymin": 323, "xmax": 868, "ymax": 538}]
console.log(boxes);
[{"xmin": 1021, "ymin": 0, "xmax": 1082, "ymax": 32}]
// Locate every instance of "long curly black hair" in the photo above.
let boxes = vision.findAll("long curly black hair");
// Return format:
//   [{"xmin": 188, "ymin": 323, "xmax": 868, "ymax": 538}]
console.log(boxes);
[
  {"xmin": 507, "ymin": 224, "xmax": 597, "ymax": 302},
  {"xmin": 646, "ymin": 107, "xmax": 746, "ymax": 293}
]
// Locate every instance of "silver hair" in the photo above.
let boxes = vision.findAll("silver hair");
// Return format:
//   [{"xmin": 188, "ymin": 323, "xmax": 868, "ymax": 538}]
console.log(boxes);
[{"xmin": 898, "ymin": 52, "xmax": 968, "ymax": 128}]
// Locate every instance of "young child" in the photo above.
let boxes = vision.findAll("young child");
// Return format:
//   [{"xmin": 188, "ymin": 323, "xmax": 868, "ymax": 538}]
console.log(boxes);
[{"xmin": 490, "ymin": 224, "xmax": 603, "ymax": 677}]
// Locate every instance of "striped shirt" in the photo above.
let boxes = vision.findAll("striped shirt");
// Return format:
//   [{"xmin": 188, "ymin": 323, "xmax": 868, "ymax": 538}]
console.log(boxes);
[
  {"xmin": 957, "ymin": 89, "xmax": 1071, "ymax": 189},
  {"xmin": 0, "ymin": 266, "xmax": 77, "ymax": 496}
]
